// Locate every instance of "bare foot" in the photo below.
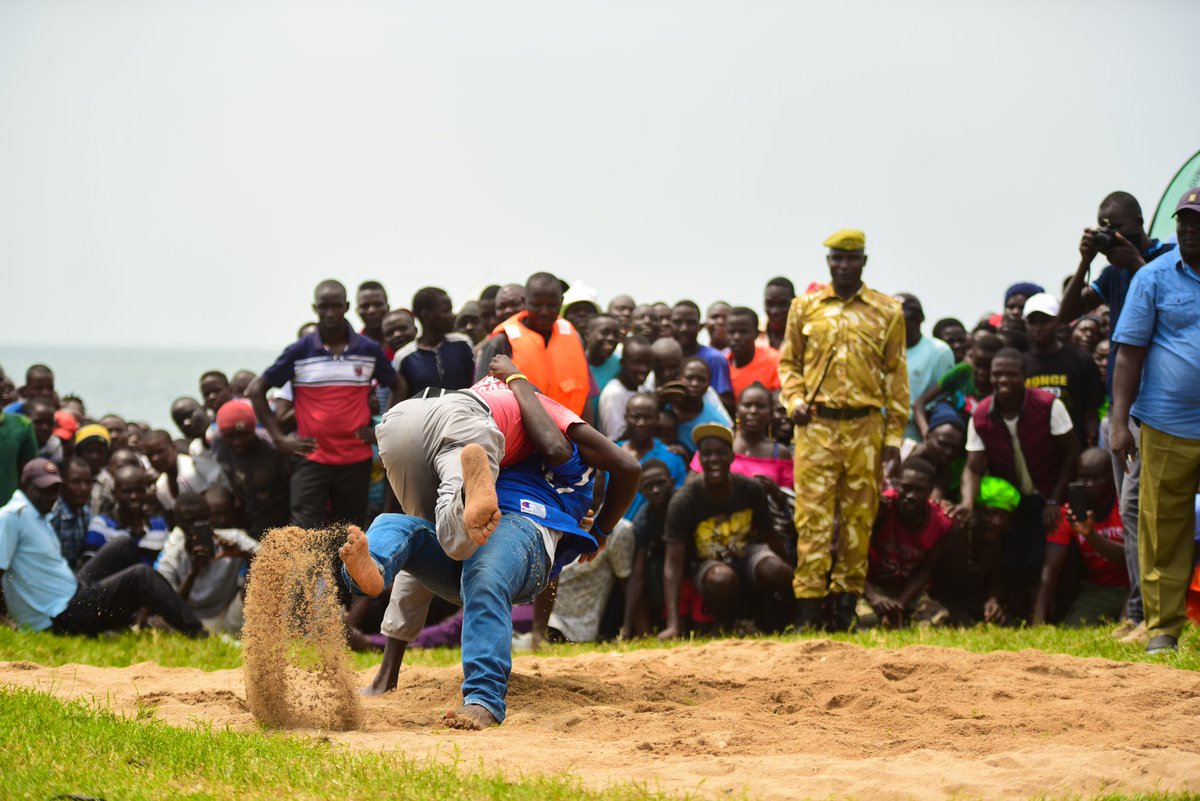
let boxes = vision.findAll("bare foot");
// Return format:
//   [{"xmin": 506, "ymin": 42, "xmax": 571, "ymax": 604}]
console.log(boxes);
[
  {"xmin": 461, "ymin": 444, "xmax": 500, "ymax": 545},
  {"xmin": 338, "ymin": 526, "xmax": 384, "ymax": 597},
  {"xmin": 443, "ymin": 704, "xmax": 497, "ymax": 730}
]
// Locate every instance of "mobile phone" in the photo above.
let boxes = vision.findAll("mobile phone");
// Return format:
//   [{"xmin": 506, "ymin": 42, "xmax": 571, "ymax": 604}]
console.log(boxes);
[
  {"xmin": 192, "ymin": 521, "xmax": 216, "ymax": 557},
  {"xmin": 1066, "ymin": 482, "xmax": 1090, "ymax": 521}
]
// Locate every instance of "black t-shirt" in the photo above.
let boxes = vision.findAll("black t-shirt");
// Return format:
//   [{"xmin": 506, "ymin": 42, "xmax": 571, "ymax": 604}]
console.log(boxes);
[
  {"xmin": 930, "ymin": 526, "xmax": 1002, "ymax": 604},
  {"xmin": 1024, "ymin": 345, "xmax": 1103, "ymax": 444},
  {"xmin": 218, "ymin": 442, "xmax": 291, "ymax": 538},
  {"xmin": 664, "ymin": 474, "xmax": 770, "ymax": 566}
]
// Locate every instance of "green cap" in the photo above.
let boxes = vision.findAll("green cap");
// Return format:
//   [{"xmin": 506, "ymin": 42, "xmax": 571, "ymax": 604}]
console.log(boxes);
[{"xmin": 977, "ymin": 476, "xmax": 1020, "ymax": 513}]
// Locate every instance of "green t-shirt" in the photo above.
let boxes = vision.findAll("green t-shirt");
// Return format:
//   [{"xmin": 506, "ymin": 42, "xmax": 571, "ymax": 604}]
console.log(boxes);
[
  {"xmin": 937, "ymin": 362, "xmax": 979, "ymax": 413},
  {"xmin": 0, "ymin": 412, "xmax": 39, "ymax": 504}
]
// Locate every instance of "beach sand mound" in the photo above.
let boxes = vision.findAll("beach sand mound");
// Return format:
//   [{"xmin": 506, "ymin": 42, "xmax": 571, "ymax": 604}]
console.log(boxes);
[{"xmin": 4, "ymin": 639, "xmax": 1200, "ymax": 800}]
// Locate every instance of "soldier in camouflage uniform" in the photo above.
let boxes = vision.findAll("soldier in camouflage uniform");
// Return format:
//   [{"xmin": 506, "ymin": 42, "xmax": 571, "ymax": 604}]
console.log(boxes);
[{"xmin": 778, "ymin": 229, "xmax": 909, "ymax": 631}]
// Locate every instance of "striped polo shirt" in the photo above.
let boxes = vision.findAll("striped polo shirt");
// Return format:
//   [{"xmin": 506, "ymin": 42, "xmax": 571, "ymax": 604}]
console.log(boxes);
[{"xmin": 262, "ymin": 322, "xmax": 396, "ymax": 464}]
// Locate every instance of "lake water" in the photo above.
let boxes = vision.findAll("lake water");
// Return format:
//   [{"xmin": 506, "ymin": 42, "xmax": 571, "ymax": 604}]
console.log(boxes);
[{"xmin": 0, "ymin": 344, "xmax": 282, "ymax": 430}]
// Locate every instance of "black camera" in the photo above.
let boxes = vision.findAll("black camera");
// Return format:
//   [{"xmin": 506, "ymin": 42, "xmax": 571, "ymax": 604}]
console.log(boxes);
[{"xmin": 1093, "ymin": 221, "xmax": 1118, "ymax": 251}]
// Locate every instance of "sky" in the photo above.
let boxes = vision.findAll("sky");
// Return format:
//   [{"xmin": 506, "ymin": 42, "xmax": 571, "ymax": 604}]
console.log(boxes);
[{"xmin": 2, "ymin": 0, "xmax": 1198, "ymax": 351}]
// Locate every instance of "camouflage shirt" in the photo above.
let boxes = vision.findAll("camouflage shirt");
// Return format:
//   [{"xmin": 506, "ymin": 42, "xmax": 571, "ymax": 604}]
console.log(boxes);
[{"xmin": 778, "ymin": 282, "xmax": 910, "ymax": 448}]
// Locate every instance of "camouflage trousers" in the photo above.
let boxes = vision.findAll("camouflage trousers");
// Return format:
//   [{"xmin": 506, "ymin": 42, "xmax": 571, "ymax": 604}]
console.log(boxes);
[{"xmin": 791, "ymin": 413, "xmax": 884, "ymax": 599}]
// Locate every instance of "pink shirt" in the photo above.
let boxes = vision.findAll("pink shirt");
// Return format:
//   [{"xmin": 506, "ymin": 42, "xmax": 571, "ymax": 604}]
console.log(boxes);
[{"xmin": 470, "ymin": 378, "xmax": 584, "ymax": 468}]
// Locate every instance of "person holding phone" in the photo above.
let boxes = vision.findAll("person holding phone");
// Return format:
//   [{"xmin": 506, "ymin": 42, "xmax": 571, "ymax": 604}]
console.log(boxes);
[
  {"xmin": 1031, "ymin": 448, "xmax": 1128, "ymax": 626},
  {"xmin": 156, "ymin": 492, "xmax": 259, "ymax": 635}
]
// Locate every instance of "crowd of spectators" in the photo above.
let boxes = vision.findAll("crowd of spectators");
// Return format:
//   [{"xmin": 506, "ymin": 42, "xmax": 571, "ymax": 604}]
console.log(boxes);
[{"xmin": 2, "ymin": 187, "xmax": 1199, "ymax": 657}]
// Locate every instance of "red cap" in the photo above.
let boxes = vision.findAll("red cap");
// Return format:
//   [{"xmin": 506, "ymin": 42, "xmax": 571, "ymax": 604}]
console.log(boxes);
[{"xmin": 216, "ymin": 399, "xmax": 257, "ymax": 433}]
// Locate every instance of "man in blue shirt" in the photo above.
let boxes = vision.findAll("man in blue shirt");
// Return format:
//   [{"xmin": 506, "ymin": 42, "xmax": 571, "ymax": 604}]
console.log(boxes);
[
  {"xmin": 0, "ymin": 459, "xmax": 203, "ymax": 636},
  {"xmin": 1110, "ymin": 187, "xmax": 1200, "ymax": 655},
  {"xmin": 670, "ymin": 300, "xmax": 735, "ymax": 417},
  {"xmin": 341, "ymin": 358, "xmax": 635, "ymax": 728}
]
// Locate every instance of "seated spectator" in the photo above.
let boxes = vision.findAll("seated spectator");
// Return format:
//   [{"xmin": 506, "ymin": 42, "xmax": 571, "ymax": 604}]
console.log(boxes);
[
  {"xmin": 932, "ymin": 317, "xmax": 970, "ymax": 363},
  {"xmin": 958, "ymin": 348, "xmax": 1079, "ymax": 620},
  {"xmin": 84, "ymin": 464, "xmax": 170, "ymax": 568},
  {"xmin": 725, "ymin": 307, "xmax": 780, "ymax": 401},
  {"xmin": 906, "ymin": 403, "xmax": 966, "ymax": 502},
  {"xmin": 617, "ymin": 393, "xmax": 687, "ymax": 520},
  {"xmin": 25, "ymin": 398, "xmax": 63, "ymax": 466},
  {"xmin": 660, "ymin": 424, "xmax": 792, "ymax": 637},
  {"xmin": 931, "ymin": 476, "xmax": 1020, "ymax": 625},
  {"xmin": 73, "ymin": 424, "xmax": 111, "ymax": 480},
  {"xmin": 214, "ymin": 402, "xmax": 290, "ymax": 539},
  {"xmin": 394, "ymin": 286, "xmax": 476, "ymax": 399},
  {"xmin": 142, "ymin": 428, "xmax": 226, "ymax": 514},
  {"xmin": 90, "ymin": 448, "xmax": 140, "ymax": 521},
  {"xmin": 3, "ymin": 364, "xmax": 54, "ymax": 416},
  {"xmin": 171, "ymin": 396, "xmax": 212, "ymax": 453},
  {"xmin": 0, "ymin": 458, "xmax": 204, "ymax": 637},
  {"xmin": 859, "ymin": 458, "xmax": 952, "ymax": 628},
  {"xmin": 50, "ymin": 457, "xmax": 92, "ymax": 569},
  {"xmin": 658, "ymin": 357, "xmax": 733, "ymax": 456},
  {"xmin": 913, "ymin": 333, "xmax": 1004, "ymax": 437},
  {"xmin": 598, "ymin": 336, "xmax": 653, "ymax": 439},
  {"xmin": 585, "ymin": 314, "xmax": 623, "ymax": 424},
  {"xmin": 626, "ymin": 459, "xmax": 676, "ymax": 636},
  {"xmin": 1032, "ymin": 448, "xmax": 1128, "ymax": 626},
  {"xmin": 156, "ymin": 491, "xmax": 259, "ymax": 635},
  {"xmin": 547, "ymin": 472, "xmax": 637, "ymax": 643}
]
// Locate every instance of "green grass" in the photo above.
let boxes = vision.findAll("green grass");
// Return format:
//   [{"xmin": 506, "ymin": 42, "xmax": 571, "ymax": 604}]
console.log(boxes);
[
  {"xmin": 0, "ymin": 686, "xmax": 683, "ymax": 801},
  {"xmin": 2, "ymin": 625, "xmax": 1199, "ymax": 801},
  {"xmin": 2, "ymin": 622, "xmax": 1197, "ymax": 673}
]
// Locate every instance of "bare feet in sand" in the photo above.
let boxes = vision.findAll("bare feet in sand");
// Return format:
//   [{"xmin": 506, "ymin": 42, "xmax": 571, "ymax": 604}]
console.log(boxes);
[
  {"xmin": 461, "ymin": 444, "xmax": 500, "ymax": 545},
  {"xmin": 338, "ymin": 526, "xmax": 384, "ymax": 597},
  {"xmin": 443, "ymin": 704, "xmax": 498, "ymax": 730}
]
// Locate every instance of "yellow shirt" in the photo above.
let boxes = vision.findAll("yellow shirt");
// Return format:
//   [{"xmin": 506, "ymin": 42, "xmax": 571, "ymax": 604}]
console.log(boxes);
[{"xmin": 778, "ymin": 282, "xmax": 910, "ymax": 448}]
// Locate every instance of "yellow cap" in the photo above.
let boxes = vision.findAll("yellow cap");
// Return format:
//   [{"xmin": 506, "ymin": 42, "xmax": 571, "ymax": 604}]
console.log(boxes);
[{"xmin": 823, "ymin": 229, "xmax": 866, "ymax": 251}]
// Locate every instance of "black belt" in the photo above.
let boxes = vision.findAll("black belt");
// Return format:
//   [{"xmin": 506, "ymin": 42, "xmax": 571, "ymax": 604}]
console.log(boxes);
[
  {"xmin": 813, "ymin": 404, "xmax": 873, "ymax": 421},
  {"xmin": 417, "ymin": 387, "xmax": 491, "ymax": 416}
]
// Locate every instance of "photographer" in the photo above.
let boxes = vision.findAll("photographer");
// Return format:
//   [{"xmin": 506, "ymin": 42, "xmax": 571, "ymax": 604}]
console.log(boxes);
[
  {"xmin": 156, "ymin": 491, "xmax": 259, "ymax": 635},
  {"xmin": 1059, "ymin": 191, "xmax": 1175, "ymax": 645}
]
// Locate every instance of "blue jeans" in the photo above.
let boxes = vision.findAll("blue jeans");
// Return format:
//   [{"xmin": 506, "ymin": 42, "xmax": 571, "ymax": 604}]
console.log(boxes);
[{"xmin": 343, "ymin": 512, "xmax": 551, "ymax": 723}]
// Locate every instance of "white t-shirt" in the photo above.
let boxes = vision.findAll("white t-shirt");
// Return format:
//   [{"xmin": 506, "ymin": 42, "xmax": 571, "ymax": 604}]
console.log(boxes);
[
  {"xmin": 598, "ymin": 378, "xmax": 646, "ymax": 440},
  {"xmin": 966, "ymin": 398, "xmax": 1072, "ymax": 495}
]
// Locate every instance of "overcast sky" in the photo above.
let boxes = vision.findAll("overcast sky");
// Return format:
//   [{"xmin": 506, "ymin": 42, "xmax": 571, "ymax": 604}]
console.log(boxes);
[{"xmin": 2, "ymin": 0, "xmax": 1197, "ymax": 351}]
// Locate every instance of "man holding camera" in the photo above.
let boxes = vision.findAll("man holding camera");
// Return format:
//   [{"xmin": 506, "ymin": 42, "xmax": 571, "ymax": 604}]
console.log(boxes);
[{"xmin": 1059, "ymin": 191, "xmax": 1176, "ymax": 644}]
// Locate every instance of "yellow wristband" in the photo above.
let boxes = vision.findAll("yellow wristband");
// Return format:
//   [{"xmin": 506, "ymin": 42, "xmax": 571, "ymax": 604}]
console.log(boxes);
[{"xmin": 504, "ymin": 373, "xmax": 528, "ymax": 385}]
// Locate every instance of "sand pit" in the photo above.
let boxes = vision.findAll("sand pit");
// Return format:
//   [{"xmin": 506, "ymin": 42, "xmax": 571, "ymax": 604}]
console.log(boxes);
[{"xmin": 5, "ymin": 639, "xmax": 1200, "ymax": 800}]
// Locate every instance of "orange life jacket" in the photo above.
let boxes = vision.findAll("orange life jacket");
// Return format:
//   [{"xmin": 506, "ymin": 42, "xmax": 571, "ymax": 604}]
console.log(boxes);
[{"xmin": 490, "ymin": 312, "xmax": 589, "ymax": 415}]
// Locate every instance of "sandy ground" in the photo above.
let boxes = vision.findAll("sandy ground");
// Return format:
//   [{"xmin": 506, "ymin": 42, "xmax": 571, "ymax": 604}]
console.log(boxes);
[{"xmin": 5, "ymin": 639, "xmax": 1200, "ymax": 801}]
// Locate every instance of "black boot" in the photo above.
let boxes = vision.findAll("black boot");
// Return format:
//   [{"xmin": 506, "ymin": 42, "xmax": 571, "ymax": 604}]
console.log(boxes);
[
  {"xmin": 794, "ymin": 597, "xmax": 826, "ymax": 631},
  {"xmin": 829, "ymin": 593, "xmax": 859, "ymax": 633}
]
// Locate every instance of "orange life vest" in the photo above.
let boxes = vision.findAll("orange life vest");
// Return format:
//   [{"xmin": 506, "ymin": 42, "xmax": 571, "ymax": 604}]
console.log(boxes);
[{"xmin": 490, "ymin": 312, "xmax": 589, "ymax": 415}]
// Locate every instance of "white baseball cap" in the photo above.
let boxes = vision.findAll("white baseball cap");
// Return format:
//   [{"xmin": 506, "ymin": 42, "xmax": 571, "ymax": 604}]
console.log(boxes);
[{"xmin": 1022, "ymin": 292, "xmax": 1060, "ymax": 320}]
